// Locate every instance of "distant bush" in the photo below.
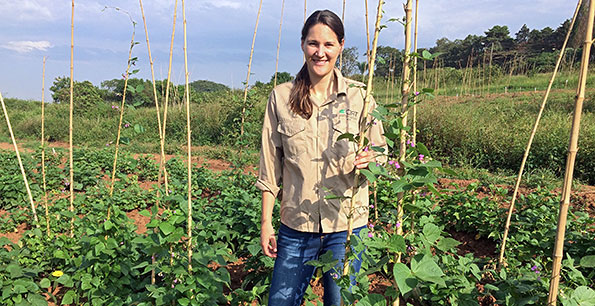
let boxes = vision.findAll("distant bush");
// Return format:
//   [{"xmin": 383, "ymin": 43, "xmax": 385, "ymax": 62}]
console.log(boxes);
[{"xmin": 417, "ymin": 91, "xmax": 595, "ymax": 184}]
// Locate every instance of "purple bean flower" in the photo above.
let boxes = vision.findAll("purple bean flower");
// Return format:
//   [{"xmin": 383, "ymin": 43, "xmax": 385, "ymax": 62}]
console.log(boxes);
[
  {"xmin": 396, "ymin": 222, "xmax": 401, "ymax": 228},
  {"xmin": 368, "ymin": 232, "xmax": 374, "ymax": 238}
]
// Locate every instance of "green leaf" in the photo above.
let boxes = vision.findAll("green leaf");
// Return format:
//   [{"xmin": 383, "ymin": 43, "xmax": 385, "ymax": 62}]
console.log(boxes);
[
  {"xmin": 393, "ymin": 263, "xmax": 417, "ymax": 295},
  {"xmin": 580, "ymin": 255, "xmax": 595, "ymax": 268},
  {"xmin": 388, "ymin": 234, "xmax": 406, "ymax": 254},
  {"xmin": 411, "ymin": 255, "xmax": 445, "ymax": 287},
  {"xmin": 39, "ymin": 278, "xmax": 51, "ymax": 289},
  {"xmin": 120, "ymin": 137, "xmax": 130, "ymax": 145},
  {"xmin": 159, "ymin": 222, "xmax": 175, "ymax": 235},
  {"xmin": 7, "ymin": 264, "xmax": 23, "ymax": 278},
  {"xmin": 136, "ymin": 85, "xmax": 144, "ymax": 93},
  {"xmin": 53, "ymin": 249, "xmax": 67, "ymax": 259},
  {"xmin": 570, "ymin": 286, "xmax": 595, "ymax": 304},
  {"xmin": 134, "ymin": 124, "xmax": 145, "ymax": 134},
  {"xmin": 422, "ymin": 50, "xmax": 432, "ymax": 60},
  {"xmin": 61, "ymin": 290, "xmax": 75, "ymax": 305},
  {"xmin": 28, "ymin": 293, "xmax": 48, "ymax": 306},
  {"xmin": 417, "ymin": 143, "xmax": 430, "ymax": 157},
  {"xmin": 104, "ymin": 220, "xmax": 114, "ymax": 230},
  {"xmin": 436, "ymin": 238, "xmax": 460, "ymax": 252},
  {"xmin": 337, "ymin": 133, "xmax": 355, "ymax": 142},
  {"xmin": 422, "ymin": 223, "xmax": 441, "ymax": 244},
  {"xmin": 178, "ymin": 298, "xmax": 190, "ymax": 306},
  {"xmin": 355, "ymin": 294, "xmax": 386, "ymax": 306},
  {"xmin": 360, "ymin": 169, "xmax": 377, "ymax": 183}
]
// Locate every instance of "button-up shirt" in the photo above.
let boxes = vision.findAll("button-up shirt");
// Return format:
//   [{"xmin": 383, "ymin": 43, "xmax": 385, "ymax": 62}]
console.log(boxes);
[{"xmin": 256, "ymin": 69, "xmax": 386, "ymax": 233}]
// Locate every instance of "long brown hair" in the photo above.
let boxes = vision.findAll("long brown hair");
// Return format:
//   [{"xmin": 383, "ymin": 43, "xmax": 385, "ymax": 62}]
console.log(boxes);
[{"xmin": 289, "ymin": 10, "xmax": 344, "ymax": 119}]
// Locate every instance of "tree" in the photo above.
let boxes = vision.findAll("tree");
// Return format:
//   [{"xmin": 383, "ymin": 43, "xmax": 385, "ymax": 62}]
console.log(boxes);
[
  {"xmin": 50, "ymin": 76, "xmax": 102, "ymax": 111},
  {"xmin": 374, "ymin": 46, "xmax": 403, "ymax": 79},
  {"xmin": 484, "ymin": 25, "xmax": 514, "ymax": 51},
  {"xmin": 515, "ymin": 24, "xmax": 530, "ymax": 44},
  {"xmin": 270, "ymin": 72, "xmax": 294, "ymax": 84},
  {"xmin": 337, "ymin": 46, "xmax": 361, "ymax": 77},
  {"xmin": 189, "ymin": 80, "xmax": 229, "ymax": 92}
]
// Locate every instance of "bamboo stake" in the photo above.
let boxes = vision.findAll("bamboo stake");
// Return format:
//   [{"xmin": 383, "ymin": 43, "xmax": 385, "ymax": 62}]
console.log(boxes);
[
  {"xmin": 339, "ymin": 0, "xmax": 346, "ymax": 69},
  {"xmin": 139, "ymin": 0, "xmax": 168, "ymax": 201},
  {"xmin": 342, "ymin": 0, "xmax": 384, "ymax": 280},
  {"xmin": 69, "ymin": 0, "xmax": 75, "ymax": 237},
  {"xmin": 303, "ymin": 0, "xmax": 307, "ymax": 23},
  {"xmin": 498, "ymin": 0, "xmax": 582, "ymax": 270},
  {"xmin": 159, "ymin": 0, "xmax": 178, "ymax": 196},
  {"xmin": 239, "ymin": 0, "xmax": 263, "ymax": 158},
  {"xmin": 181, "ymin": 0, "xmax": 193, "ymax": 274},
  {"xmin": 273, "ymin": 0, "xmax": 285, "ymax": 87},
  {"xmin": 108, "ymin": 28, "xmax": 136, "ymax": 202},
  {"xmin": 393, "ymin": 2, "xmax": 413, "ymax": 305},
  {"xmin": 41, "ymin": 56, "xmax": 50, "ymax": 236},
  {"xmin": 365, "ymin": 0, "xmax": 371, "ymax": 64},
  {"xmin": 548, "ymin": 0, "xmax": 593, "ymax": 304},
  {"xmin": 412, "ymin": 0, "xmax": 419, "ymax": 141},
  {"xmin": 0, "ymin": 93, "xmax": 39, "ymax": 227}
]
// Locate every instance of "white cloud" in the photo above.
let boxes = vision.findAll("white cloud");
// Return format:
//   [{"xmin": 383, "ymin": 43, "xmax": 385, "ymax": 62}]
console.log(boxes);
[
  {"xmin": 201, "ymin": 0, "xmax": 242, "ymax": 10},
  {"xmin": 0, "ymin": 0, "xmax": 54, "ymax": 21},
  {"xmin": 2, "ymin": 40, "xmax": 52, "ymax": 53}
]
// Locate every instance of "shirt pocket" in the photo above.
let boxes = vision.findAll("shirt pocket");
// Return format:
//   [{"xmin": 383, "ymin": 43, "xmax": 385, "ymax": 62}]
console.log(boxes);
[
  {"xmin": 277, "ymin": 120, "xmax": 307, "ymax": 159},
  {"xmin": 331, "ymin": 116, "xmax": 358, "ymax": 157}
]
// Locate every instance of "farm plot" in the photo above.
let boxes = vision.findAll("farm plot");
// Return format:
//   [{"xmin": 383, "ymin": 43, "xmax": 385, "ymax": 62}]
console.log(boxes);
[{"xmin": 0, "ymin": 147, "xmax": 593, "ymax": 306}]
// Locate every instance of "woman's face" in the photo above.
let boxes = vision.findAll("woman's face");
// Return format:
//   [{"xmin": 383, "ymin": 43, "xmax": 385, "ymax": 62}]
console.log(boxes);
[{"xmin": 301, "ymin": 23, "xmax": 344, "ymax": 81}]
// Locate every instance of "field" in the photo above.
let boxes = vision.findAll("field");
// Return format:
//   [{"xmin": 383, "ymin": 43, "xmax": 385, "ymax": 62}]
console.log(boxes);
[{"xmin": 1, "ymin": 70, "xmax": 595, "ymax": 305}]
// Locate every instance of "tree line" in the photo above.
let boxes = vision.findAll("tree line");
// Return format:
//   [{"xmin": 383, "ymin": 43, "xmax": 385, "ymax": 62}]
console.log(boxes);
[{"xmin": 338, "ymin": 18, "xmax": 593, "ymax": 79}]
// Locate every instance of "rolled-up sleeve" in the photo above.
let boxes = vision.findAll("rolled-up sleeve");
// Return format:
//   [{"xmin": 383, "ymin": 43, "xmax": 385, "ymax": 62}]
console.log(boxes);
[{"xmin": 255, "ymin": 90, "xmax": 283, "ymax": 197}]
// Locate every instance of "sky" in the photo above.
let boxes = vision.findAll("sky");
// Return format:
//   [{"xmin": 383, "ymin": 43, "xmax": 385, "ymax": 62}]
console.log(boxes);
[{"xmin": 0, "ymin": 0, "xmax": 578, "ymax": 101}]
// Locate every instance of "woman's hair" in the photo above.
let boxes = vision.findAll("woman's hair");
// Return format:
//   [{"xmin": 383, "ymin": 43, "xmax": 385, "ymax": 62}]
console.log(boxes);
[{"xmin": 289, "ymin": 10, "xmax": 344, "ymax": 119}]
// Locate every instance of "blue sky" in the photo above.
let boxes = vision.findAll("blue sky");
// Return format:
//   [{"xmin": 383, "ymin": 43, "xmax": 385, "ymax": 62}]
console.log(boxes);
[{"xmin": 0, "ymin": 0, "xmax": 577, "ymax": 100}]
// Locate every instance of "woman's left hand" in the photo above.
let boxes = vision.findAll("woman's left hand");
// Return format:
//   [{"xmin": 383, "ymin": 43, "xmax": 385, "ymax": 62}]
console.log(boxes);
[{"xmin": 354, "ymin": 150, "xmax": 375, "ymax": 169}]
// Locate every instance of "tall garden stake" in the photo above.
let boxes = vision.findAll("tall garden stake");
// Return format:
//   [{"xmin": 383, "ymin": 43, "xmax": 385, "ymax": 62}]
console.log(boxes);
[
  {"xmin": 160, "ymin": 0, "xmax": 178, "ymax": 196},
  {"xmin": 108, "ymin": 26, "xmax": 136, "ymax": 204},
  {"xmin": 497, "ymin": 0, "xmax": 582, "ymax": 271},
  {"xmin": 547, "ymin": 0, "xmax": 594, "ymax": 304},
  {"xmin": 41, "ymin": 56, "xmax": 50, "ymax": 236},
  {"xmin": 69, "ymin": 0, "xmax": 75, "ymax": 237},
  {"xmin": 239, "ymin": 0, "xmax": 263, "ymax": 158},
  {"xmin": 339, "ymin": 0, "xmax": 346, "ymax": 69},
  {"xmin": 343, "ymin": 0, "xmax": 384, "ymax": 277},
  {"xmin": 412, "ymin": 0, "xmax": 419, "ymax": 142},
  {"xmin": 393, "ymin": 2, "xmax": 413, "ymax": 305},
  {"xmin": 139, "ymin": 0, "xmax": 168, "ymax": 197},
  {"xmin": 0, "ymin": 93, "xmax": 39, "ymax": 227},
  {"xmin": 182, "ymin": 0, "xmax": 193, "ymax": 274},
  {"xmin": 273, "ymin": 0, "xmax": 285, "ymax": 87}
]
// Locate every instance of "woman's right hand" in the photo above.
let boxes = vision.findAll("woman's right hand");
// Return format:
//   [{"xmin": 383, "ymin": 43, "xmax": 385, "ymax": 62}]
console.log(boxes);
[{"xmin": 261, "ymin": 221, "xmax": 277, "ymax": 258}]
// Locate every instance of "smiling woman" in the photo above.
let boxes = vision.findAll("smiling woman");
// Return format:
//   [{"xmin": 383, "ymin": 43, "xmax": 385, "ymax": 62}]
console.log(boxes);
[{"xmin": 256, "ymin": 9, "xmax": 386, "ymax": 306}]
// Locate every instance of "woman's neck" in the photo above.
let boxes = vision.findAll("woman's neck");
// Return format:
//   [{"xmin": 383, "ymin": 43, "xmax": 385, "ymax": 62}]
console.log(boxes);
[{"xmin": 309, "ymin": 71, "xmax": 335, "ymax": 102}]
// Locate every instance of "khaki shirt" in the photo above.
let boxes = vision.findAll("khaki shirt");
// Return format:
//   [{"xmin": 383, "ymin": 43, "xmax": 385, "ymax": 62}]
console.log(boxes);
[{"xmin": 256, "ymin": 69, "xmax": 386, "ymax": 233}]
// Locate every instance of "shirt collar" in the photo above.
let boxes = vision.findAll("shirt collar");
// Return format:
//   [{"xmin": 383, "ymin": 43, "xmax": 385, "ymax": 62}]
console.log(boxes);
[{"xmin": 320, "ymin": 68, "xmax": 347, "ymax": 107}]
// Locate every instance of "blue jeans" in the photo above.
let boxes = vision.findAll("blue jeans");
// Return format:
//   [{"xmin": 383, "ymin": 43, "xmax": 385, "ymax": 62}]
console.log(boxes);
[{"xmin": 268, "ymin": 223, "xmax": 364, "ymax": 306}]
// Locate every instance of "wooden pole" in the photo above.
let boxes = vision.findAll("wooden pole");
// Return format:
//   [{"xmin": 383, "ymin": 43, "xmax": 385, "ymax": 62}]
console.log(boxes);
[
  {"xmin": 498, "ymin": 0, "xmax": 582, "ymax": 270},
  {"xmin": 343, "ymin": 0, "xmax": 384, "ymax": 279},
  {"xmin": 0, "ymin": 93, "xmax": 39, "ymax": 227},
  {"xmin": 394, "ymin": 2, "xmax": 413, "ymax": 305},
  {"xmin": 69, "ymin": 0, "xmax": 75, "ymax": 237},
  {"xmin": 547, "ymin": 0, "xmax": 593, "ymax": 304},
  {"xmin": 273, "ymin": 0, "xmax": 285, "ymax": 87},
  {"xmin": 412, "ymin": 0, "xmax": 419, "ymax": 142},
  {"xmin": 41, "ymin": 56, "xmax": 50, "ymax": 236},
  {"xmin": 339, "ymin": 0, "xmax": 346, "ymax": 70},
  {"xmin": 139, "ymin": 0, "xmax": 168, "ymax": 199},
  {"xmin": 182, "ymin": 0, "xmax": 193, "ymax": 274},
  {"xmin": 239, "ymin": 0, "xmax": 263, "ymax": 157},
  {"xmin": 160, "ymin": 0, "xmax": 178, "ymax": 195},
  {"xmin": 108, "ymin": 29, "xmax": 136, "ymax": 202}
]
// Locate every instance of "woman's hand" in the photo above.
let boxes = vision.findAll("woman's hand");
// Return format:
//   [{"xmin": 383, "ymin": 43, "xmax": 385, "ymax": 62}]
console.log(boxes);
[
  {"xmin": 261, "ymin": 221, "xmax": 277, "ymax": 258},
  {"xmin": 354, "ymin": 149, "xmax": 376, "ymax": 169}
]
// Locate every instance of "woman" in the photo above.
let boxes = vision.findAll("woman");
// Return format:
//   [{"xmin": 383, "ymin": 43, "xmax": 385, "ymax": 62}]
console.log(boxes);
[{"xmin": 256, "ymin": 9, "xmax": 386, "ymax": 306}]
